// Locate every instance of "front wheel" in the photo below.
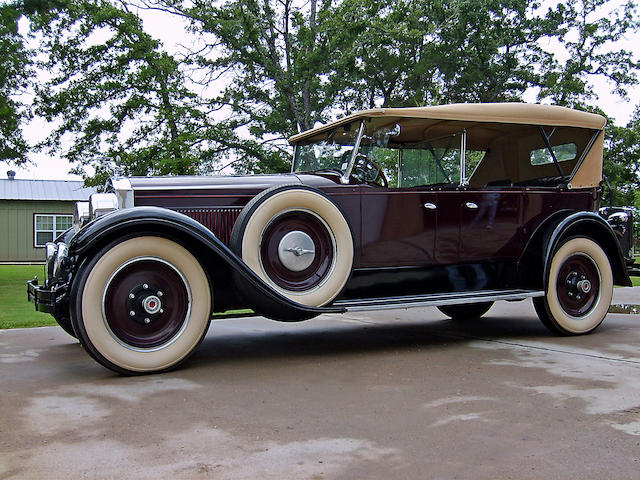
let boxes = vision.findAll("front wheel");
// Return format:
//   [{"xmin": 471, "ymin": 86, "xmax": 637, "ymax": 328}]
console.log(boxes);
[
  {"xmin": 53, "ymin": 312, "xmax": 76, "ymax": 339},
  {"xmin": 534, "ymin": 237, "xmax": 613, "ymax": 335},
  {"xmin": 71, "ymin": 236, "xmax": 212, "ymax": 374}
]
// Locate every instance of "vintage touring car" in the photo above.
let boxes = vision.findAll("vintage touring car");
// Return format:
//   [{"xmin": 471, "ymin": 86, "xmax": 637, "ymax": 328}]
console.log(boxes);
[{"xmin": 28, "ymin": 103, "xmax": 632, "ymax": 374}]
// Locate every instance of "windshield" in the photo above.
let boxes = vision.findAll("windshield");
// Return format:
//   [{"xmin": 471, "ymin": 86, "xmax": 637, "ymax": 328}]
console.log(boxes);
[{"xmin": 292, "ymin": 121, "xmax": 362, "ymax": 174}]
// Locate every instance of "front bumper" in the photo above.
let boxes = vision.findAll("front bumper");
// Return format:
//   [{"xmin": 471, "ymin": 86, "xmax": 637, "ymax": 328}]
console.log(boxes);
[{"xmin": 27, "ymin": 278, "xmax": 68, "ymax": 315}]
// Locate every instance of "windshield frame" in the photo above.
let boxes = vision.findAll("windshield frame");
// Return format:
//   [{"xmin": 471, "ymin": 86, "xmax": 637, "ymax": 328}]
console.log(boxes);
[
  {"xmin": 291, "ymin": 120, "xmax": 367, "ymax": 181},
  {"xmin": 340, "ymin": 120, "xmax": 366, "ymax": 184}
]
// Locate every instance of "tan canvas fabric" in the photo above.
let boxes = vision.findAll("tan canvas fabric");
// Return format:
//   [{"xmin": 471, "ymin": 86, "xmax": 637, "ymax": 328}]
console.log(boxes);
[{"xmin": 289, "ymin": 103, "xmax": 605, "ymax": 188}]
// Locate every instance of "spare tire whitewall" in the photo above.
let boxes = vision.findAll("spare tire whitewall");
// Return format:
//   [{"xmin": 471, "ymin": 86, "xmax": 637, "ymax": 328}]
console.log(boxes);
[
  {"xmin": 72, "ymin": 236, "xmax": 212, "ymax": 374},
  {"xmin": 231, "ymin": 187, "xmax": 354, "ymax": 307},
  {"xmin": 534, "ymin": 237, "xmax": 613, "ymax": 335}
]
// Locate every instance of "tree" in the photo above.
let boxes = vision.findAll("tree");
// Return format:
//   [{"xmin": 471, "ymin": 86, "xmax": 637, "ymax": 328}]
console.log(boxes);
[
  {"xmin": 26, "ymin": 0, "xmax": 230, "ymax": 185},
  {"xmin": 0, "ymin": 3, "xmax": 31, "ymax": 164},
  {"xmin": 536, "ymin": 0, "xmax": 640, "ymax": 108},
  {"xmin": 5, "ymin": 0, "xmax": 640, "ymax": 181},
  {"xmin": 603, "ymin": 106, "xmax": 640, "ymax": 207},
  {"xmin": 174, "ymin": 0, "xmax": 340, "ymax": 173}
]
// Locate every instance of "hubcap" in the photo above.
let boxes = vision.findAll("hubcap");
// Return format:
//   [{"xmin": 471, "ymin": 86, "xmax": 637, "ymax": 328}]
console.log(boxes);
[
  {"xmin": 260, "ymin": 210, "xmax": 335, "ymax": 292},
  {"xmin": 278, "ymin": 231, "xmax": 316, "ymax": 271},
  {"xmin": 142, "ymin": 295, "xmax": 162, "ymax": 314}
]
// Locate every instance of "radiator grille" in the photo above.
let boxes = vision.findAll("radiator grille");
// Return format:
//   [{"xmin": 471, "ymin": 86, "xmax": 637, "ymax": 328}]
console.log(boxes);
[{"xmin": 176, "ymin": 207, "xmax": 242, "ymax": 245}]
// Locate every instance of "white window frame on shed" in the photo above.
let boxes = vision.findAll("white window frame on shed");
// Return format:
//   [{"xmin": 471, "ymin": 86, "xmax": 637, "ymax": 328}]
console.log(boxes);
[{"xmin": 34, "ymin": 214, "xmax": 73, "ymax": 247}]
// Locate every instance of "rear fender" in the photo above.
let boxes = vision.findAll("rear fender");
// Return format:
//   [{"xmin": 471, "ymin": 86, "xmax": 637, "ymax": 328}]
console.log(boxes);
[
  {"xmin": 69, "ymin": 207, "xmax": 344, "ymax": 321},
  {"xmin": 519, "ymin": 210, "xmax": 631, "ymax": 289},
  {"xmin": 544, "ymin": 212, "xmax": 631, "ymax": 287}
]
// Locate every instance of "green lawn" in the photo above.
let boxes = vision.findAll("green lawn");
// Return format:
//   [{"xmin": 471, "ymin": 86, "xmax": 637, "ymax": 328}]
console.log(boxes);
[{"xmin": 0, "ymin": 264, "xmax": 57, "ymax": 329}]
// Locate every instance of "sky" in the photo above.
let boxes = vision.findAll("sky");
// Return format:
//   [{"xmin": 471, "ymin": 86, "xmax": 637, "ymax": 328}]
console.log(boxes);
[{"xmin": 8, "ymin": 2, "xmax": 640, "ymax": 182}]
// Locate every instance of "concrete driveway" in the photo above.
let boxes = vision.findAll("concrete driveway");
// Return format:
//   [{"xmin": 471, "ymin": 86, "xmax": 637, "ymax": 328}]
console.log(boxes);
[{"xmin": 2, "ymin": 288, "xmax": 640, "ymax": 479}]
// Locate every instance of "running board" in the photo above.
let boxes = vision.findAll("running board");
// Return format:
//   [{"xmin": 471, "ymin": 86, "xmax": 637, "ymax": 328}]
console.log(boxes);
[{"xmin": 334, "ymin": 289, "xmax": 545, "ymax": 312}]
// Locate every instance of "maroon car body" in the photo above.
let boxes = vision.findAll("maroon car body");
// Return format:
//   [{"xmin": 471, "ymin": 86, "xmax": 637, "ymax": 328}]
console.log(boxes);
[{"xmin": 28, "ymin": 103, "xmax": 631, "ymax": 374}]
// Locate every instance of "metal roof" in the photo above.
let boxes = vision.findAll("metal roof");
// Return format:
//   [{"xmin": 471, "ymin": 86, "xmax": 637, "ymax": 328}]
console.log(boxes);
[{"xmin": 0, "ymin": 178, "xmax": 97, "ymax": 201}]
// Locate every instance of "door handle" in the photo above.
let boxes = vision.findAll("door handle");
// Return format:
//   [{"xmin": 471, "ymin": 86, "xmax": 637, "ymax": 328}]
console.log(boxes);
[
  {"xmin": 423, "ymin": 202, "xmax": 437, "ymax": 210},
  {"xmin": 465, "ymin": 202, "xmax": 478, "ymax": 209}
]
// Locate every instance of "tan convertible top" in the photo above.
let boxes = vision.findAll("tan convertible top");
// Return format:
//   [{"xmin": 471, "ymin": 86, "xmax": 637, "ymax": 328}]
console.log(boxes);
[
  {"xmin": 289, "ymin": 103, "xmax": 606, "ymax": 188},
  {"xmin": 288, "ymin": 103, "xmax": 606, "ymax": 144}
]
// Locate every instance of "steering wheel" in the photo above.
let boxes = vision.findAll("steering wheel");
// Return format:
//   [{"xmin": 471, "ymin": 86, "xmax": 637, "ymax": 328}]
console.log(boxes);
[{"xmin": 352, "ymin": 153, "xmax": 388, "ymax": 188}]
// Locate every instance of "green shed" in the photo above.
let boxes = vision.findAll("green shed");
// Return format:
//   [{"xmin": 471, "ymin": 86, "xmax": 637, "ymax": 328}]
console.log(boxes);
[{"xmin": 0, "ymin": 171, "xmax": 97, "ymax": 263}]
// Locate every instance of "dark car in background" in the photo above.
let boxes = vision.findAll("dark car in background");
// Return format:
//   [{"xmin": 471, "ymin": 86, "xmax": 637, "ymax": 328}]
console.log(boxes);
[{"xmin": 29, "ymin": 103, "xmax": 632, "ymax": 374}]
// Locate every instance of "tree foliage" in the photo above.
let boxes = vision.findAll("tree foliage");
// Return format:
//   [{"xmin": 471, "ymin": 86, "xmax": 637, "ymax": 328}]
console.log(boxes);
[
  {"xmin": 0, "ymin": 3, "xmax": 31, "ymax": 164},
  {"xmin": 536, "ymin": 0, "xmax": 640, "ymax": 108},
  {"xmin": 1, "ymin": 0, "xmax": 639, "ymax": 184},
  {"xmin": 603, "ymin": 107, "xmax": 640, "ymax": 207},
  {"xmin": 24, "ymin": 0, "xmax": 237, "ymax": 186}
]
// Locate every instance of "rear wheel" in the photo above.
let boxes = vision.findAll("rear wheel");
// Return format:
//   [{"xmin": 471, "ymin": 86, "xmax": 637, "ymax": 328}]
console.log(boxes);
[
  {"xmin": 437, "ymin": 302, "xmax": 493, "ymax": 320},
  {"xmin": 71, "ymin": 236, "xmax": 212, "ymax": 374},
  {"xmin": 534, "ymin": 237, "xmax": 613, "ymax": 335}
]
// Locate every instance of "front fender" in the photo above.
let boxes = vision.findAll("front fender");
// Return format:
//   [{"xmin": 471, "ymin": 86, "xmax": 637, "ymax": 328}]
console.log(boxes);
[{"xmin": 69, "ymin": 207, "xmax": 345, "ymax": 321}]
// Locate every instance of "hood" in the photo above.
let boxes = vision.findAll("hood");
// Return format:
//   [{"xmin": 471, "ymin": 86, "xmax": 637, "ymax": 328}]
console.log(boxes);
[{"xmin": 111, "ymin": 173, "xmax": 302, "ymax": 208}]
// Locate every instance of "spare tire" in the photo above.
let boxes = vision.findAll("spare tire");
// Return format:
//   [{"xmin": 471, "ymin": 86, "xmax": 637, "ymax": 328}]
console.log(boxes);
[{"xmin": 230, "ymin": 185, "xmax": 354, "ymax": 307}]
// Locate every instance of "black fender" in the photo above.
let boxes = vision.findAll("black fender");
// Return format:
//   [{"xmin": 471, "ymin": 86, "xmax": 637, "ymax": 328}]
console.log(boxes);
[
  {"xmin": 68, "ymin": 206, "xmax": 345, "ymax": 321},
  {"xmin": 519, "ymin": 210, "xmax": 631, "ymax": 289}
]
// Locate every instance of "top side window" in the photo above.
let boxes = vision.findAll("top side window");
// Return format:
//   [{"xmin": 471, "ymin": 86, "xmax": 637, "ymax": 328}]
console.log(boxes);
[{"xmin": 530, "ymin": 143, "xmax": 577, "ymax": 166}]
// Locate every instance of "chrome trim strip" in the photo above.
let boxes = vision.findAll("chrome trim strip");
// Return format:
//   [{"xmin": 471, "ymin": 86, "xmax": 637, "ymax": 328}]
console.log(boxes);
[
  {"xmin": 131, "ymin": 185, "xmax": 281, "ymax": 191},
  {"xmin": 335, "ymin": 289, "xmax": 545, "ymax": 312}
]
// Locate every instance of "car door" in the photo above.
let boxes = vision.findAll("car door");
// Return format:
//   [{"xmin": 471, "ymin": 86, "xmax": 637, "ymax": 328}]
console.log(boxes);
[
  {"xmin": 359, "ymin": 186, "xmax": 437, "ymax": 268},
  {"xmin": 457, "ymin": 188, "xmax": 524, "ymax": 262}
]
